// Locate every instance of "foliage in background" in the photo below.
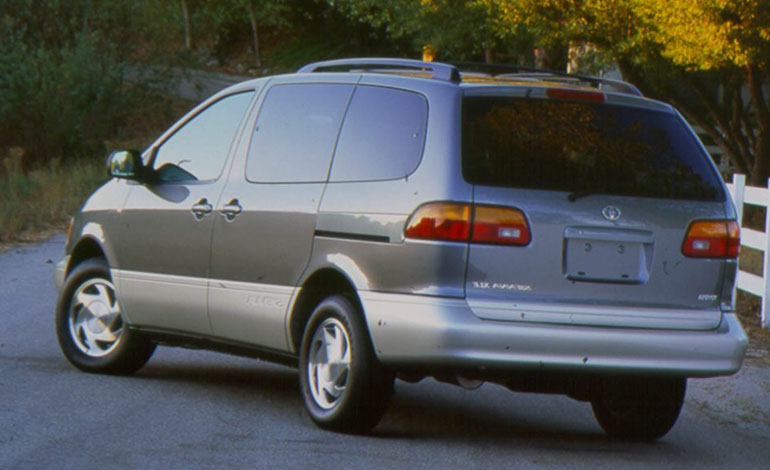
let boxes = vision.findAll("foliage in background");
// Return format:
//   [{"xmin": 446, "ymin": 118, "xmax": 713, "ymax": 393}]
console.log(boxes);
[
  {"xmin": 182, "ymin": 0, "xmax": 293, "ymax": 69},
  {"xmin": 482, "ymin": 0, "xmax": 770, "ymax": 185},
  {"xmin": 0, "ymin": 0, "xmax": 182, "ymax": 171},
  {"xmin": 0, "ymin": 89, "xmax": 192, "ymax": 245},
  {"xmin": 326, "ymin": 0, "xmax": 535, "ymax": 63},
  {"xmin": 174, "ymin": 0, "xmax": 410, "ymax": 73},
  {"xmin": 0, "ymin": 149, "xmax": 104, "ymax": 243}
]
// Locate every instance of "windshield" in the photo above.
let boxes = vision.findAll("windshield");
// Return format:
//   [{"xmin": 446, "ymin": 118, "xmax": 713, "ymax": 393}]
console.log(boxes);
[{"xmin": 462, "ymin": 96, "xmax": 723, "ymax": 201}]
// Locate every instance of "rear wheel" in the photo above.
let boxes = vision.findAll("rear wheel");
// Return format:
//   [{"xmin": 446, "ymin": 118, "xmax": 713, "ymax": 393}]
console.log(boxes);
[
  {"xmin": 591, "ymin": 377, "xmax": 686, "ymax": 441},
  {"xmin": 56, "ymin": 258, "xmax": 155, "ymax": 374},
  {"xmin": 299, "ymin": 295, "xmax": 393, "ymax": 433}
]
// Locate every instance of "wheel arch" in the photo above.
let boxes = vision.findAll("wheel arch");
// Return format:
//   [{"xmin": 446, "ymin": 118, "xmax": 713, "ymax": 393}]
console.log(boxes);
[
  {"xmin": 67, "ymin": 236, "xmax": 109, "ymax": 276},
  {"xmin": 288, "ymin": 267, "xmax": 364, "ymax": 354}
]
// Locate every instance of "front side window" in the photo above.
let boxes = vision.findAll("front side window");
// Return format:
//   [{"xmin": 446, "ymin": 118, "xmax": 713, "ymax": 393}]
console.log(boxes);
[
  {"xmin": 246, "ymin": 83, "xmax": 354, "ymax": 183},
  {"xmin": 152, "ymin": 91, "xmax": 255, "ymax": 183},
  {"xmin": 462, "ymin": 97, "xmax": 723, "ymax": 201}
]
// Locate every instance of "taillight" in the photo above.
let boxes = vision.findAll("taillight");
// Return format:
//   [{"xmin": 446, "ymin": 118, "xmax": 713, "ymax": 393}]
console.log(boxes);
[
  {"xmin": 405, "ymin": 202, "xmax": 471, "ymax": 242},
  {"xmin": 472, "ymin": 205, "xmax": 531, "ymax": 245},
  {"xmin": 405, "ymin": 202, "xmax": 531, "ymax": 246},
  {"xmin": 682, "ymin": 220, "xmax": 740, "ymax": 259}
]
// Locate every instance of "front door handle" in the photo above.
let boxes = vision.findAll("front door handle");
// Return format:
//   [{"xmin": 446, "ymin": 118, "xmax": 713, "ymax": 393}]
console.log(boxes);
[
  {"xmin": 191, "ymin": 198, "xmax": 213, "ymax": 220},
  {"xmin": 220, "ymin": 198, "xmax": 243, "ymax": 222}
]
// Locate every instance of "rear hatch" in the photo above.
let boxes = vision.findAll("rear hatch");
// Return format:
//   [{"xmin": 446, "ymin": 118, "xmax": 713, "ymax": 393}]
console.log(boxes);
[{"xmin": 462, "ymin": 88, "xmax": 732, "ymax": 330}]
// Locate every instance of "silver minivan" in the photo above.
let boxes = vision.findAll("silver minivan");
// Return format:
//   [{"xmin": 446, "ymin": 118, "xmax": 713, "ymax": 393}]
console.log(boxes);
[{"xmin": 54, "ymin": 58, "xmax": 748, "ymax": 440}]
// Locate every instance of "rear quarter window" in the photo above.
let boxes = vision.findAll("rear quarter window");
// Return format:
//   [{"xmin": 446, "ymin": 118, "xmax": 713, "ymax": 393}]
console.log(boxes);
[
  {"xmin": 329, "ymin": 85, "xmax": 427, "ymax": 182},
  {"xmin": 462, "ymin": 96, "xmax": 723, "ymax": 201}
]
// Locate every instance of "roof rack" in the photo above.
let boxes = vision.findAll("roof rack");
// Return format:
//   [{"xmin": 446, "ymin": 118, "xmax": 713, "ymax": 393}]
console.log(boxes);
[
  {"xmin": 452, "ymin": 62, "xmax": 643, "ymax": 96},
  {"xmin": 297, "ymin": 58, "xmax": 642, "ymax": 97},
  {"xmin": 297, "ymin": 58, "xmax": 461, "ymax": 83}
]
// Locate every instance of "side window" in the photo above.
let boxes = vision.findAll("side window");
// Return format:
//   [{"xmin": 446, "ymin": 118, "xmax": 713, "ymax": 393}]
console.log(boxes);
[
  {"xmin": 246, "ymin": 83, "xmax": 353, "ymax": 183},
  {"xmin": 330, "ymin": 86, "xmax": 428, "ymax": 182},
  {"xmin": 152, "ymin": 91, "xmax": 254, "ymax": 183}
]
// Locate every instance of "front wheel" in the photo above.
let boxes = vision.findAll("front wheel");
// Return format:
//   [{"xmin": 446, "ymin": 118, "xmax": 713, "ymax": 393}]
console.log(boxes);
[
  {"xmin": 591, "ymin": 377, "xmax": 686, "ymax": 441},
  {"xmin": 55, "ymin": 258, "xmax": 155, "ymax": 374},
  {"xmin": 299, "ymin": 295, "xmax": 393, "ymax": 433}
]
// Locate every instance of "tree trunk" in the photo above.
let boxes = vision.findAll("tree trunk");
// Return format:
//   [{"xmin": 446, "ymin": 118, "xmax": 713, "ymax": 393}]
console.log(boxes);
[
  {"xmin": 247, "ymin": 1, "xmax": 261, "ymax": 69},
  {"xmin": 180, "ymin": 0, "xmax": 192, "ymax": 50},
  {"xmin": 484, "ymin": 46, "xmax": 494, "ymax": 64}
]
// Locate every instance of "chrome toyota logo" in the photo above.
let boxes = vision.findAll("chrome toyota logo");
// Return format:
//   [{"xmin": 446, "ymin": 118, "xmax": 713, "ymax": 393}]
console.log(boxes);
[{"xmin": 602, "ymin": 206, "xmax": 622, "ymax": 221}]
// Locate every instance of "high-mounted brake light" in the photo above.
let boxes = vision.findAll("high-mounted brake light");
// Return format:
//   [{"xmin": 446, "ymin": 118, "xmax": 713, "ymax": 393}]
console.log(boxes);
[
  {"xmin": 405, "ymin": 202, "xmax": 531, "ymax": 246},
  {"xmin": 682, "ymin": 220, "xmax": 740, "ymax": 259},
  {"xmin": 546, "ymin": 88, "xmax": 605, "ymax": 103}
]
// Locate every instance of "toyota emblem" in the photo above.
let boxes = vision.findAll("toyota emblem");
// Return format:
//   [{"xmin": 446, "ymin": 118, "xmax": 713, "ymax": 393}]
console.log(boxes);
[{"xmin": 602, "ymin": 206, "xmax": 622, "ymax": 221}]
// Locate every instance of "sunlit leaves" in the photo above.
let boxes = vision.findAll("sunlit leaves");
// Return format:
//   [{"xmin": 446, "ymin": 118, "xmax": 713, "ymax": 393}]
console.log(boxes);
[{"xmin": 485, "ymin": 0, "xmax": 767, "ymax": 72}]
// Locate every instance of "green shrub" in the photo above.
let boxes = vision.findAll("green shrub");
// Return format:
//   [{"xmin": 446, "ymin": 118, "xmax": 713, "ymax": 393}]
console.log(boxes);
[
  {"xmin": 0, "ymin": 31, "xmax": 125, "ymax": 168},
  {"xmin": 0, "ymin": 151, "xmax": 106, "ymax": 242},
  {"xmin": 0, "ymin": 0, "xmax": 177, "ymax": 171}
]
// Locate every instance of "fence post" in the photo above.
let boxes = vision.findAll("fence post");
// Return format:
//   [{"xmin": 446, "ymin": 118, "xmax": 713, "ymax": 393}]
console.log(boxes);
[
  {"xmin": 731, "ymin": 174, "xmax": 746, "ymax": 309},
  {"xmin": 764, "ymin": 178, "xmax": 770, "ymax": 328},
  {"xmin": 732, "ymin": 174, "xmax": 746, "ymax": 226}
]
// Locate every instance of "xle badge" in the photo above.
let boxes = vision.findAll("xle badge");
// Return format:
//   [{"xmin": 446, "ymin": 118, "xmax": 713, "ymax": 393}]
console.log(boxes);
[{"xmin": 472, "ymin": 281, "xmax": 532, "ymax": 292}]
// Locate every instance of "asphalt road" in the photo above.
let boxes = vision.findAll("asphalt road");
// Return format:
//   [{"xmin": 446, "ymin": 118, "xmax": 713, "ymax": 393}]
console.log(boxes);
[{"xmin": 1, "ymin": 236, "xmax": 769, "ymax": 470}]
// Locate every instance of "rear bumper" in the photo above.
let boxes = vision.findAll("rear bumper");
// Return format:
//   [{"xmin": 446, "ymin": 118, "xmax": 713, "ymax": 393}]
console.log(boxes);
[{"xmin": 360, "ymin": 292, "xmax": 748, "ymax": 377}]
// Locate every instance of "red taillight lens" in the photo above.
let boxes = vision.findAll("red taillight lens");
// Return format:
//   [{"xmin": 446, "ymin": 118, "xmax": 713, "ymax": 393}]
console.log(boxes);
[
  {"xmin": 472, "ymin": 205, "xmax": 531, "ymax": 246},
  {"xmin": 682, "ymin": 220, "xmax": 740, "ymax": 259},
  {"xmin": 405, "ymin": 202, "xmax": 471, "ymax": 242},
  {"xmin": 405, "ymin": 202, "xmax": 531, "ymax": 246}
]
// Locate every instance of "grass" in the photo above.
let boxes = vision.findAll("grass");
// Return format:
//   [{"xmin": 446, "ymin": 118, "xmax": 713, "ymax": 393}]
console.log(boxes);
[
  {"xmin": 0, "ymin": 149, "xmax": 105, "ymax": 247},
  {"xmin": 735, "ymin": 247, "xmax": 770, "ymax": 360},
  {"xmin": 0, "ymin": 89, "xmax": 194, "ymax": 250}
]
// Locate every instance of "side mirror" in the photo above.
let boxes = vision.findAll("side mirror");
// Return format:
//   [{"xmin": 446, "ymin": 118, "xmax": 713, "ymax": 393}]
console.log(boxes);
[{"xmin": 107, "ymin": 149, "xmax": 144, "ymax": 180}]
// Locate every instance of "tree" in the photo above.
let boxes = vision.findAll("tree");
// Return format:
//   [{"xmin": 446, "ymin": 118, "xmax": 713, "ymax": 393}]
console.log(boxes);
[
  {"xmin": 180, "ymin": 0, "xmax": 194, "ymax": 49},
  {"xmin": 327, "ymin": 0, "xmax": 532, "ymax": 62},
  {"xmin": 484, "ymin": 0, "xmax": 770, "ymax": 184},
  {"xmin": 0, "ymin": 0, "xmax": 182, "ymax": 169},
  {"xmin": 195, "ymin": 0, "xmax": 293, "ymax": 69}
]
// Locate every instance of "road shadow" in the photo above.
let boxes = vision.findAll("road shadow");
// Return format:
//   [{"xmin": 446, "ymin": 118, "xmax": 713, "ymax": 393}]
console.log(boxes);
[
  {"xmin": 20, "ymin": 352, "xmax": 684, "ymax": 451},
  {"xmin": 128, "ymin": 357, "xmax": 668, "ymax": 448}
]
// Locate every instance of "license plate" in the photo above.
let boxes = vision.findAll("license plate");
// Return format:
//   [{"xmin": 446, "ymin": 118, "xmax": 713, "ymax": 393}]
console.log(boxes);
[{"xmin": 563, "ymin": 227, "xmax": 653, "ymax": 284}]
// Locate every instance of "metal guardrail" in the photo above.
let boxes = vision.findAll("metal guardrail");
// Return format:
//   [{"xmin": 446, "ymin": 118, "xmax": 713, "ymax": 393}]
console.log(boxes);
[{"xmin": 727, "ymin": 174, "xmax": 770, "ymax": 328}]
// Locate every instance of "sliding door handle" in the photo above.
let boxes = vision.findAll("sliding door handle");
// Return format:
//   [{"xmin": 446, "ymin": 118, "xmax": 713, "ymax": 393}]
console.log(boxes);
[{"xmin": 220, "ymin": 198, "xmax": 242, "ymax": 221}]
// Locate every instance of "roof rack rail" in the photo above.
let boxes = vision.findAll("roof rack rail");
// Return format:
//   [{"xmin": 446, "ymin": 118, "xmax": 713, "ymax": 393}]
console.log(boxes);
[
  {"xmin": 298, "ymin": 58, "xmax": 461, "ymax": 83},
  {"xmin": 452, "ymin": 62, "xmax": 643, "ymax": 96}
]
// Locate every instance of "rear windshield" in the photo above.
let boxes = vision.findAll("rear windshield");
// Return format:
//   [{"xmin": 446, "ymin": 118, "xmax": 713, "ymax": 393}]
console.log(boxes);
[{"xmin": 462, "ymin": 97, "xmax": 723, "ymax": 201}]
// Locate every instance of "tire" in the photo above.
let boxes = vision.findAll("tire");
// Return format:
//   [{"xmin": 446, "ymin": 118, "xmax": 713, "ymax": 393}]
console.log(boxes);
[
  {"xmin": 299, "ymin": 295, "xmax": 394, "ymax": 433},
  {"xmin": 591, "ymin": 377, "xmax": 686, "ymax": 441},
  {"xmin": 55, "ymin": 258, "xmax": 155, "ymax": 374}
]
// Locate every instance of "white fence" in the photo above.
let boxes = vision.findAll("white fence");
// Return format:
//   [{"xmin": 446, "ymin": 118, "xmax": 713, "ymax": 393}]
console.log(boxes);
[{"xmin": 726, "ymin": 174, "xmax": 770, "ymax": 328}]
